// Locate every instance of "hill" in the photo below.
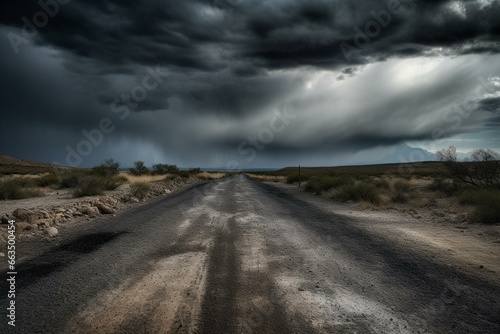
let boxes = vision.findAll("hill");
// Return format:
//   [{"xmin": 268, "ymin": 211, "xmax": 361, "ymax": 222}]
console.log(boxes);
[{"xmin": 0, "ymin": 155, "xmax": 78, "ymax": 175}]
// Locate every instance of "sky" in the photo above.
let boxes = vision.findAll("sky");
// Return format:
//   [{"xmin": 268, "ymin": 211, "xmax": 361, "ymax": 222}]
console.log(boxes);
[{"xmin": 1, "ymin": 0, "xmax": 499, "ymax": 169}]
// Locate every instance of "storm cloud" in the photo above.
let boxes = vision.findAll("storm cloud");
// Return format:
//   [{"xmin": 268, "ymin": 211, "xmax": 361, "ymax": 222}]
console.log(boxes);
[{"xmin": 1, "ymin": 0, "xmax": 499, "ymax": 168}]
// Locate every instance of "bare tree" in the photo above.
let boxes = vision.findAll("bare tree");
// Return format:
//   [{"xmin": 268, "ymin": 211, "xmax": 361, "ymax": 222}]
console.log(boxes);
[{"xmin": 437, "ymin": 146, "xmax": 500, "ymax": 188}]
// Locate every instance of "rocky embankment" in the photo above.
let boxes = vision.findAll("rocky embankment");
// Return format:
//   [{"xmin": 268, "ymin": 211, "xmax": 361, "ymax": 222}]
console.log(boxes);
[{"xmin": 0, "ymin": 177, "xmax": 200, "ymax": 251}]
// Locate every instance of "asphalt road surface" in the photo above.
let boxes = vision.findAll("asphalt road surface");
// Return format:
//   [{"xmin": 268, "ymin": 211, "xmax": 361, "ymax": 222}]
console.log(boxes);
[{"xmin": 1, "ymin": 175, "xmax": 499, "ymax": 333}]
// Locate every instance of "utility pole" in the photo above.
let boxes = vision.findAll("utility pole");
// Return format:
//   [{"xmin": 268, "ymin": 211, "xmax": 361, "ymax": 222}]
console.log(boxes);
[{"xmin": 298, "ymin": 165, "xmax": 301, "ymax": 188}]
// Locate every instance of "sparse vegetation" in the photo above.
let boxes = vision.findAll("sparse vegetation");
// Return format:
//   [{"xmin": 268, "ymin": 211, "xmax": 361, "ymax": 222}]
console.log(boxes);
[
  {"xmin": 198, "ymin": 172, "xmax": 228, "ymax": 180},
  {"xmin": 92, "ymin": 159, "xmax": 120, "ymax": 177},
  {"xmin": 72, "ymin": 176, "xmax": 105, "ymax": 197},
  {"xmin": 130, "ymin": 182, "xmax": 151, "ymax": 199},
  {"xmin": 305, "ymin": 175, "xmax": 353, "ymax": 194},
  {"xmin": 152, "ymin": 163, "xmax": 179, "ymax": 175},
  {"xmin": 390, "ymin": 180, "xmax": 411, "ymax": 203},
  {"xmin": 332, "ymin": 183, "xmax": 382, "ymax": 205},
  {"xmin": 35, "ymin": 173, "xmax": 60, "ymax": 187},
  {"xmin": 286, "ymin": 173, "xmax": 309, "ymax": 184},
  {"xmin": 0, "ymin": 178, "xmax": 44, "ymax": 200},
  {"xmin": 175, "ymin": 171, "xmax": 191, "ymax": 178},
  {"xmin": 372, "ymin": 178, "xmax": 390, "ymax": 190},
  {"xmin": 460, "ymin": 189, "xmax": 500, "ymax": 224},
  {"xmin": 129, "ymin": 161, "xmax": 150, "ymax": 176}
]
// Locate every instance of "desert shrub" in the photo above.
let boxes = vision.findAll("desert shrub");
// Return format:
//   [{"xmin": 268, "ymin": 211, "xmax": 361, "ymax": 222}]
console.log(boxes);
[
  {"xmin": 428, "ymin": 178, "xmax": 459, "ymax": 196},
  {"xmin": 60, "ymin": 174, "xmax": 81, "ymax": 188},
  {"xmin": 286, "ymin": 173, "xmax": 309, "ymax": 184},
  {"xmin": 72, "ymin": 176, "xmax": 105, "ymax": 198},
  {"xmin": 163, "ymin": 174, "xmax": 177, "ymax": 181},
  {"xmin": 332, "ymin": 183, "xmax": 381, "ymax": 205},
  {"xmin": 92, "ymin": 159, "xmax": 120, "ymax": 177},
  {"xmin": 305, "ymin": 176, "xmax": 353, "ymax": 194},
  {"xmin": 188, "ymin": 167, "xmax": 201, "ymax": 174},
  {"xmin": 130, "ymin": 182, "xmax": 151, "ymax": 199},
  {"xmin": 390, "ymin": 180, "xmax": 411, "ymax": 203},
  {"xmin": 458, "ymin": 189, "xmax": 498, "ymax": 205},
  {"xmin": 372, "ymin": 178, "xmax": 390, "ymax": 189},
  {"xmin": 100, "ymin": 175, "xmax": 126, "ymax": 190},
  {"xmin": 152, "ymin": 163, "xmax": 179, "ymax": 175},
  {"xmin": 456, "ymin": 189, "xmax": 500, "ymax": 224},
  {"xmin": 35, "ymin": 173, "xmax": 60, "ymax": 187},
  {"xmin": 175, "ymin": 171, "xmax": 191, "ymax": 178},
  {"xmin": 0, "ymin": 178, "xmax": 44, "ymax": 200},
  {"xmin": 129, "ymin": 161, "xmax": 150, "ymax": 176}
]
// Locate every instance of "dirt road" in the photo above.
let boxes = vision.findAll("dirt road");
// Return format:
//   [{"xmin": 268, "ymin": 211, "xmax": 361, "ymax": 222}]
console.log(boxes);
[{"xmin": 1, "ymin": 175, "xmax": 499, "ymax": 333}]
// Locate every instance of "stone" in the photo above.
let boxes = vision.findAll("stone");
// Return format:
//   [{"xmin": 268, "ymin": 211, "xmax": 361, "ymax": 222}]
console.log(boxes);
[
  {"xmin": 36, "ymin": 219, "xmax": 53, "ymax": 228},
  {"xmin": 16, "ymin": 222, "xmax": 32, "ymax": 232},
  {"xmin": 128, "ymin": 196, "xmax": 140, "ymax": 204},
  {"xmin": 80, "ymin": 206, "xmax": 100, "ymax": 218},
  {"xmin": 12, "ymin": 208, "xmax": 34, "ymax": 223},
  {"xmin": 96, "ymin": 203, "xmax": 114, "ymax": 214},
  {"xmin": 45, "ymin": 227, "xmax": 59, "ymax": 237}
]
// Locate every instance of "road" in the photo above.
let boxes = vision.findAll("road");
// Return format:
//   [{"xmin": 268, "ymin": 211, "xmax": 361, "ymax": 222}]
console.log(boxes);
[{"xmin": 1, "ymin": 175, "xmax": 499, "ymax": 333}]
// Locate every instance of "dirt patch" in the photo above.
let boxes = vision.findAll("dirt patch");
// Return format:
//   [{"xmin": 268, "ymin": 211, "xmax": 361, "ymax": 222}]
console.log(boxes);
[
  {"xmin": 267, "ymin": 181, "xmax": 500, "ymax": 286},
  {"xmin": 65, "ymin": 252, "xmax": 208, "ymax": 334}
]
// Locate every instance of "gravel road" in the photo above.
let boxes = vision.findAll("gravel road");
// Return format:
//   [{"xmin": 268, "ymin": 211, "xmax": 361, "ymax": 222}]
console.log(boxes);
[{"xmin": 1, "ymin": 175, "xmax": 499, "ymax": 333}]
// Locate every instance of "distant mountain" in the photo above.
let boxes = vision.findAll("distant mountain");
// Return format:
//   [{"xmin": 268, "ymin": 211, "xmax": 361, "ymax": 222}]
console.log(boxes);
[{"xmin": 377, "ymin": 144, "xmax": 437, "ymax": 164}]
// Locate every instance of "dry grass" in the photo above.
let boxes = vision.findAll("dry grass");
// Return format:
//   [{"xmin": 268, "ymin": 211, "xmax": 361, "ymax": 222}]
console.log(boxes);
[
  {"xmin": 119, "ymin": 172, "xmax": 168, "ymax": 183},
  {"xmin": 246, "ymin": 174, "xmax": 285, "ymax": 182},
  {"xmin": 197, "ymin": 172, "xmax": 227, "ymax": 180}
]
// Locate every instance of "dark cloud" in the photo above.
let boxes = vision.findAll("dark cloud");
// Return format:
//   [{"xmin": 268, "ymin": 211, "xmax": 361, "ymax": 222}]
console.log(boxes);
[{"xmin": 1, "ymin": 0, "xmax": 499, "ymax": 168}]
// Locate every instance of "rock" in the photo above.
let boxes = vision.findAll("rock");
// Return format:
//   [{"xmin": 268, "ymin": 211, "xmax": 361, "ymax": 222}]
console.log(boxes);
[
  {"xmin": 16, "ymin": 222, "xmax": 32, "ymax": 232},
  {"xmin": 80, "ymin": 206, "xmax": 100, "ymax": 218},
  {"xmin": 96, "ymin": 203, "xmax": 114, "ymax": 214},
  {"xmin": 36, "ymin": 219, "xmax": 53, "ymax": 228},
  {"xmin": 128, "ymin": 197, "xmax": 139, "ymax": 204},
  {"xmin": 45, "ymin": 227, "xmax": 59, "ymax": 237},
  {"xmin": 12, "ymin": 208, "xmax": 34, "ymax": 223}
]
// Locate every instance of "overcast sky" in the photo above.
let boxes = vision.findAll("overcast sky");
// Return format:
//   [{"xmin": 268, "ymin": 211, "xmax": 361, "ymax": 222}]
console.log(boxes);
[{"xmin": 1, "ymin": 0, "xmax": 499, "ymax": 169}]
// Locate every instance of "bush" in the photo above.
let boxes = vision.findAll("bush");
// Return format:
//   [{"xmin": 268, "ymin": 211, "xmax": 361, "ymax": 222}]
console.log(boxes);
[
  {"xmin": 305, "ymin": 176, "xmax": 353, "ymax": 194},
  {"xmin": 286, "ymin": 173, "xmax": 309, "ymax": 184},
  {"xmin": 332, "ymin": 183, "xmax": 382, "ymax": 205},
  {"xmin": 0, "ymin": 178, "xmax": 44, "ymax": 200},
  {"xmin": 130, "ymin": 182, "xmax": 151, "ymax": 199},
  {"xmin": 152, "ymin": 163, "xmax": 179, "ymax": 175},
  {"xmin": 188, "ymin": 168, "xmax": 201, "ymax": 174},
  {"xmin": 66, "ymin": 173, "xmax": 124, "ymax": 197},
  {"xmin": 175, "ymin": 171, "xmax": 191, "ymax": 178},
  {"xmin": 457, "ymin": 189, "xmax": 500, "ymax": 224},
  {"xmin": 92, "ymin": 159, "xmax": 120, "ymax": 177},
  {"xmin": 60, "ymin": 174, "xmax": 81, "ymax": 188},
  {"xmin": 35, "ymin": 173, "xmax": 60, "ymax": 187},
  {"xmin": 390, "ymin": 180, "xmax": 411, "ymax": 203},
  {"xmin": 101, "ymin": 175, "xmax": 126, "ymax": 191},
  {"xmin": 129, "ymin": 161, "xmax": 150, "ymax": 176},
  {"xmin": 428, "ymin": 178, "xmax": 459, "ymax": 196},
  {"xmin": 72, "ymin": 176, "xmax": 105, "ymax": 198},
  {"xmin": 372, "ymin": 178, "xmax": 390, "ymax": 190}
]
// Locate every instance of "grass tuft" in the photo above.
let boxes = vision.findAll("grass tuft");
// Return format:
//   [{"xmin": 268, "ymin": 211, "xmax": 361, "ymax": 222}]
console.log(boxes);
[
  {"xmin": 130, "ymin": 182, "xmax": 151, "ymax": 199},
  {"xmin": 332, "ymin": 183, "xmax": 382, "ymax": 205}
]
